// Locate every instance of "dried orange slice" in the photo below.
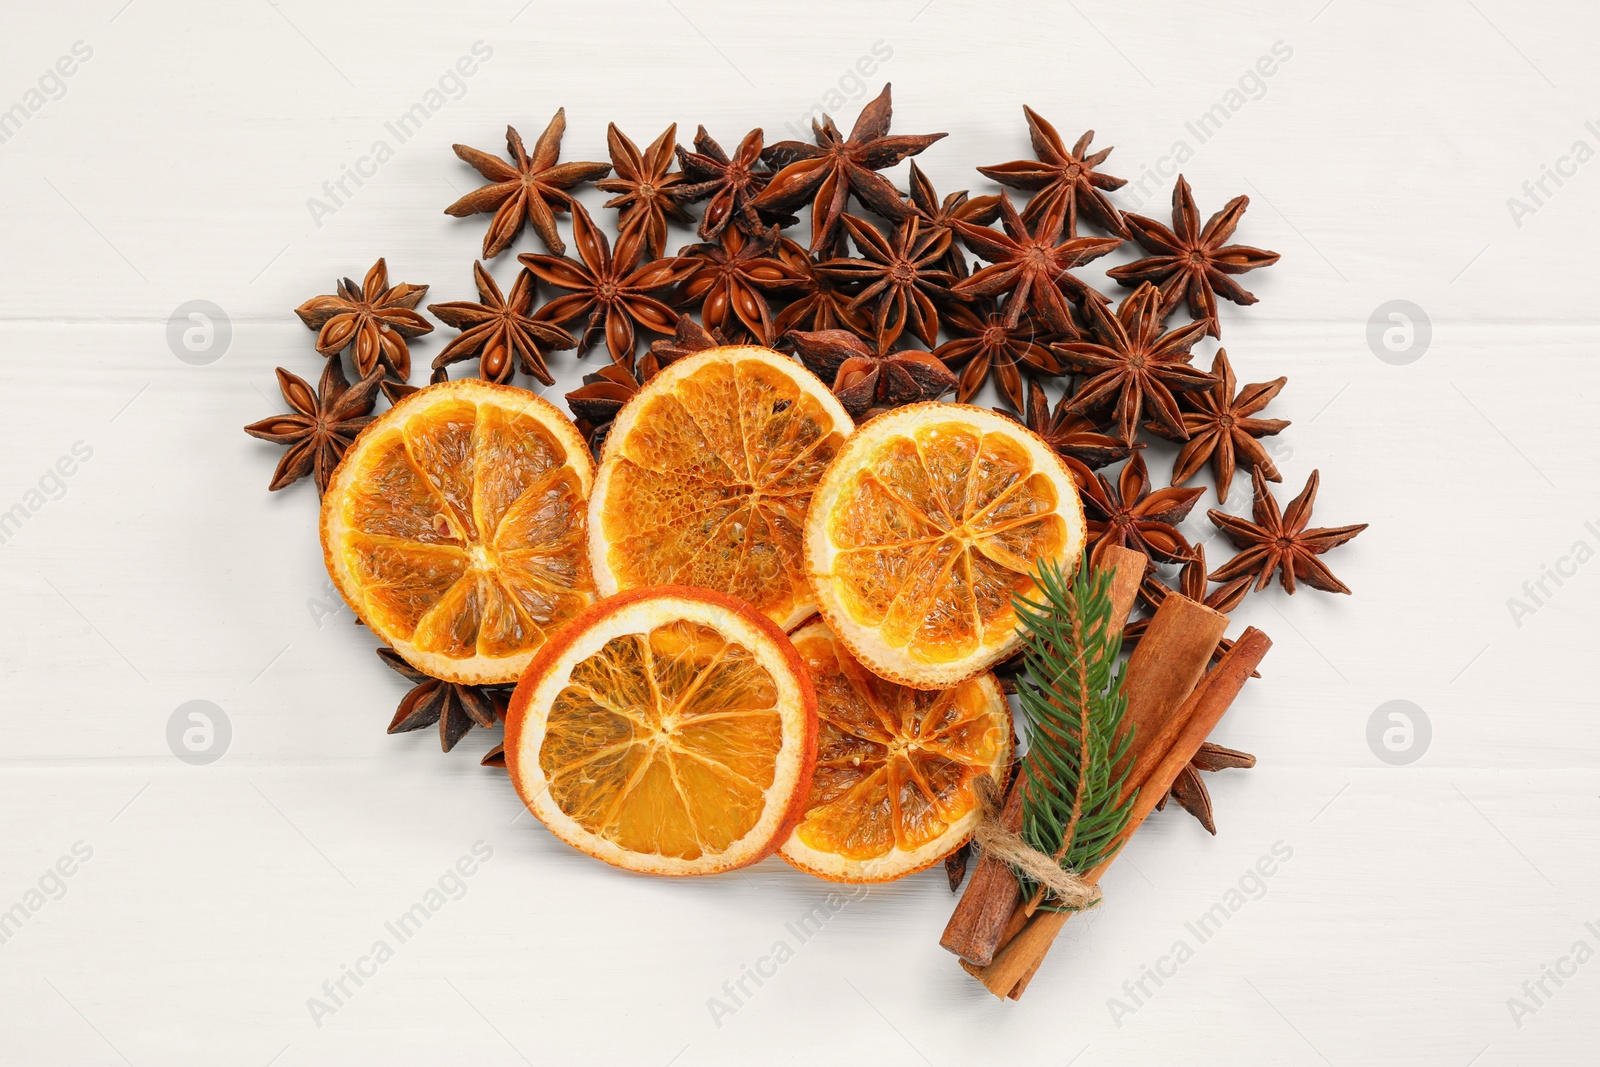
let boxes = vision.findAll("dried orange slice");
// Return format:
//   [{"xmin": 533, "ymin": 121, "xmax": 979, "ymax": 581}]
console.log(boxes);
[
  {"xmin": 804, "ymin": 402, "xmax": 1086, "ymax": 689},
  {"xmin": 320, "ymin": 380, "xmax": 594, "ymax": 685},
  {"xmin": 780, "ymin": 620, "xmax": 1012, "ymax": 883},
  {"xmin": 504, "ymin": 587, "xmax": 818, "ymax": 876},
  {"xmin": 587, "ymin": 345, "xmax": 853, "ymax": 631}
]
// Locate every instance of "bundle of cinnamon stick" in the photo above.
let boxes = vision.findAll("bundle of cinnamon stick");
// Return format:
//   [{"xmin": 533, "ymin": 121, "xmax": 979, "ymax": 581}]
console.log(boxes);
[{"xmin": 941, "ymin": 544, "xmax": 1272, "ymax": 999}]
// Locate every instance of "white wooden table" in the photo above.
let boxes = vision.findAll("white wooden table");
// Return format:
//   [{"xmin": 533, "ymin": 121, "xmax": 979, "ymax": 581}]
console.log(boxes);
[{"xmin": 2, "ymin": 2, "xmax": 1596, "ymax": 1063}]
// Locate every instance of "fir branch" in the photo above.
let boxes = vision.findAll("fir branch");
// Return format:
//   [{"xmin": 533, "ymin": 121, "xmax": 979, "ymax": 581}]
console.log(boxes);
[{"xmin": 1012, "ymin": 558, "xmax": 1139, "ymax": 911}]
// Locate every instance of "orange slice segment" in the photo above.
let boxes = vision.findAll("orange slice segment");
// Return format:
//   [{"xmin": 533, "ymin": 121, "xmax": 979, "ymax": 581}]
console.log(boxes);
[
  {"xmin": 505, "ymin": 587, "xmax": 818, "ymax": 876},
  {"xmin": 587, "ymin": 346, "xmax": 853, "ymax": 631},
  {"xmin": 321, "ymin": 380, "xmax": 594, "ymax": 684},
  {"xmin": 803, "ymin": 402, "xmax": 1086, "ymax": 689},
  {"xmin": 779, "ymin": 620, "xmax": 1012, "ymax": 883}
]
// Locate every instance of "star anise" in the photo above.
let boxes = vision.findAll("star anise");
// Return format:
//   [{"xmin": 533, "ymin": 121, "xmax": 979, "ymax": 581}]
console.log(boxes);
[
  {"xmin": 676, "ymin": 225, "xmax": 800, "ymax": 345},
  {"xmin": 783, "ymin": 328, "xmax": 955, "ymax": 419},
  {"xmin": 519, "ymin": 201, "xmax": 695, "ymax": 368},
  {"xmin": 1124, "ymin": 545, "xmax": 1251, "ymax": 666},
  {"xmin": 1207, "ymin": 468, "xmax": 1367, "ymax": 594},
  {"xmin": 905, "ymin": 160, "xmax": 999, "ymax": 277},
  {"xmin": 772, "ymin": 237, "xmax": 870, "ymax": 337},
  {"xmin": 675, "ymin": 127, "xmax": 787, "ymax": 240},
  {"xmin": 377, "ymin": 647, "xmax": 511, "ymax": 753},
  {"xmin": 977, "ymin": 107, "xmax": 1129, "ymax": 236},
  {"xmin": 481, "ymin": 744, "xmax": 506, "ymax": 769},
  {"xmin": 1157, "ymin": 742, "xmax": 1257, "ymax": 834},
  {"xmin": 1106, "ymin": 175, "xmax": 1280, "ymax": 338},
  {"xmin": 565, "ymin": 361, "xmax": 641, "ymax": 456},
  {"xmin": 933, "ymin": 299, "xmax": 1063, "ymax": 413},
  {"xmin": 293, "ymin": 258, "xmax": 432, "ymax": 381},
  {"xmin": 444, "ymin": 111, "xmax": 611, "ymax": 258},
  {"xmin": 1078, "ymin": 453, "xmax": 1202, "ymax": 564},
  {"xmin": 950, "ymin": 191, "xmax": 1121, "ymax": 334},
  {"xmin": 243, "ymin": 359, "xmax": 383, "ymax": 493},
  {"xmin": 754, "ymin": 83, "xmax": 947, "ymax": 252},
  {"xmin": 381, "ymin": 366, "xmax": 449, "ymax": 406},
  {"xmin": 1053, "ymin": 282, "xmax": 1213, "ymax": 442},
  {"xmin": 817, "ymin": 215, "xmax": 954, "ymax": 351},
  {"xmin": 1152, "ymin": 348, "xmax": 1288, "ymax": 500},
  {"xmin": 595, "ymin": 123, "xmax": 694, "ymax": 258},
  {"xmin": 1005, "ymin": 378, "xmax": 1136, "ymax": 470},
  {"xmin": 647, "ymin": 314, "xmax": 728, "ymax": 369},
  {"xmin": 427, "ymin": 262, "xmax": 577, "ymax": 385}
]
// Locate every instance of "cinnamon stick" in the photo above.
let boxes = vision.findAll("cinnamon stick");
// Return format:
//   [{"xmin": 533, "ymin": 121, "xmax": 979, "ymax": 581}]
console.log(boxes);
[
  {"xmin": 977, "ymin": 626, "xmax": 1273, "ymax": 998},
  {"xmin": 938, "ymin": 545, "xmax": 1145, "ymax": 965}
]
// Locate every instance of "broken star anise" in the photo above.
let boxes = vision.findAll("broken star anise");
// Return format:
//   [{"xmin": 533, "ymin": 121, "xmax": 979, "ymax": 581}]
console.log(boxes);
[
  {"xmin": 381, "ymin": 366, "xmax": 448, "ymax": 406},
  {"xmin": 784, "ymin": 328, "xmax": 955, "ymax": 419},
  {"xmin": 676, "ymin": 225, "xmax": 800, "ymax": 345},
  {"xmin": 818, "ymin": 214, "xmax": 954, "ymax": 351},
  {"xmin": 1054, "ymin": 282, "xmax": 1213, "ymax": 443},
  {"xmin": 243, "ymin": 358, "xmax": 383, "ymax": 494},
  {"xmin": 675, "ymin": 127, "xmax": 786, "ymax": 240},
  {"xmin": 977, "ymin": 107, "xmax": 1129, "ymax": 237},
  {"xmin": 647, "ymin": 314, "xmax": 728, "ymax": 369},
  {"xmin": 595, "ymin": 122, "xmax": 694, "ymax": 259},
  {"xmin": 1106, "ymin": 175, "xmax": 1280, "ymax": 338},
  {"xmin": 1157, "ymin": 742, "xmax": 1257, "ymax": 835},
  {"xmin": 293, "ymin": 258, "xmax": 432, "ymax": 381},
  {"xmin": 754, "ymin": 83, "xmax": 946, "ymax": 253},
  {"xmin": 1078, "ymin": 453, "xmax": 1202, "ymax": 564},
  {"xmin": 444, "ymin": 111, "xmax": 611, "ymax": 258},
  {"xmin": 1153, "ymin": 348, "xmax": 1289, "ymax": 501},
  {"xmin": 1207, "ymin": 468, "xmax": 1367, "ymax": 594},
  {"xmin": 427, "ymin": 261, "xmax": 577, "ymax": 385},
  {"xmin": 950, "ymin": 191, "xmax": 1121, "ymax": 335},
  {"xmin": 377, "ymin": 647, "xmax": 511, "ymax": 753},
  {"xmin": 1005, "ymin": 378, "xmax": 1136, "ymax": 471},
  {"xmin": 565, "ymin": 361, "xmax": 641, "ymax": 456},
  {"xmin": 933, "ymin": 299, "xmax": 1063, "ymax": 414},
  {"xmin": 519, "ymin": 201, "xmax": 695, "ymax": 369}
]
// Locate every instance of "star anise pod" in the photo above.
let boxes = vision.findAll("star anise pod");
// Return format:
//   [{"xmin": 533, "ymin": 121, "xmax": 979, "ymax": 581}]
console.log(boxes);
[
  {"xmin": 595, "ymin": 123, "xmax": 694, "ymax": 258},
  {"xmin": 293, "ymin": 258, "xmax": 432, "ymax": 381},
  {"xmin": 676, "ymin": 225, "xmax": 800, "ymax": 345},
  {"xmin": 754, "ymin": 83, "xmax": 946, "ymax": 253},
  {"xmin": 817, "ymin": 215, "xmax": 954, "ymax": 351},
  {"xmin": 481, "ymin": 744, "xmax": 507, "ymax": 769},
  {"xmin": 772, "ymin": 237, "xmax": 870, "ymax": 337},
  {"xmin": 243, "ymin": 359, "xmax": 383, "ymax": 493},
  {"xmin": 565, "ymin": 361, "xmax": 641, "ymax": 456},
  {"xmin": 675, "ymin": 127, "xmax": 787, "ymax": 240},
  {"xmin": 377, "ymin": 647, "xmax": 511, "ymax": 753},
  {"xmin": 1078, "ymin": 453, "xmax": 1202, "ymax": 564},
  {"xmin": 783, "ymin": 329, "xmax": 955, "ymax": 419},
  {"xmin": 444, "ymin": 111, "xmax": 611, "ymax": 258},
  {"xmin": 427, "ymin": 262, "xmax": 577, "ymax": 385},
  {"xmin": 1207, "ymin": 468, "xmax": 1367, "ymax": 594},
  {"xmin": 950, "ymin": 191, "xmax": 1121, "ymax": 334},
  {"xmin": 381, "ymin": 366, "xmax": 449, "ymax": 406},
  {"xmin": 977, "ymin": 107, "xmax": 1129, "ymax": 236},
  {"xmin": 648, "ymin": 314, "xmax": 728, "ymax": 369},
  {"xmin": 1124, "ymin": 545, "xmax": 1252, "ymax": 665},
  {"xmin": 1157, "ymin": 742, "xmax": 1257, "ymax": 834},
  {"xmin": 519, "ymin": 201, "xmax": 695, "ymax": 368},
  {"xmin": 1106, "ymin": 175, "xmax": 1280, "ymax": 338},
  {"xmin": 1005, "ymin": 378, "xmax": 1136, "ymax": 470},
  {"xmin": 1054, "ymin": 282, "xmax": 1213, "ymax": 442},
  {"xmin": 933, "ymin": 299, "xmax": 1063, "ymax": 413},
  {"xmin": 1152, "ymin": 349, "xmax": 1289, "ymax": 500},
  {"xmin": 905, "ymin": 160, "xmax": 999, "ymax": 277}
]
